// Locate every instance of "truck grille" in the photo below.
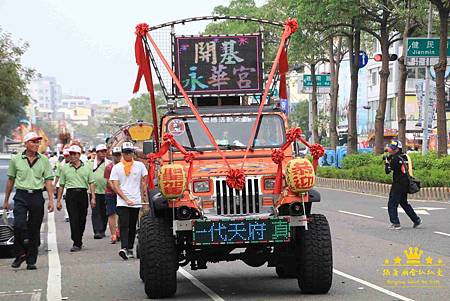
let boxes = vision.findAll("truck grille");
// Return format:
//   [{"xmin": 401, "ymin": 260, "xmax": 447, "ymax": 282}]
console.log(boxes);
[
  {"xmin": 214, "ymin": 178, "xmax": 261, "ymax": 215},
  {"xmin": 0, "ymin": 226, "xmax": 13, "ymax": 242}
]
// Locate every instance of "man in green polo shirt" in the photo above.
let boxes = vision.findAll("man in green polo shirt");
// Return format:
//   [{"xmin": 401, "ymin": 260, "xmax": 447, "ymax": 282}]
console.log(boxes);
[
  {"xmin": 2, "ymin": 132, "xmax": 54, "ymax": 270},
  {"xmin": 57, "ymin": 145, "xmax": 96, "ymax": 252},
  {"xmin": 89, "ymin": 144, "xmax": 110, "ymax": 239}
]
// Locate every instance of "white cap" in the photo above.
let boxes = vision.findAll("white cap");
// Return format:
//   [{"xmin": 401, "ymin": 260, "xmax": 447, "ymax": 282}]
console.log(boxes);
[
  {"xmin": 122, "ymin": 142, "xmax": 134, "ymax": 152},
  {"xmin": 112, "ymin": 146, "xmax": 121, "ymax": 154},
  {"xmin": 24, "ymin": 132, "xmax": 42, "ymax": 143},
  {"xmin": 68, "ymin": 145, "xmax": 82, "ymax": 154},
  {"xmin": 96, "ymin": 144, "xmax": 107, "ymax": 152},
  {"xmin": 63, "ymin": 149, "xmax": 70, "ymax": 156}
]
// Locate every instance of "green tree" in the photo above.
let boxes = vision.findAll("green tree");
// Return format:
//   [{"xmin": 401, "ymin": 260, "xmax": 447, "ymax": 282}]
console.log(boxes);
[
  {"xmin": 129, "ymin": 85, "xmax": 166, "ymax": 123},
  {"xmin": 0, "ymin": 28, "xmax": 34, "ymax": 137},
  {"xmin": 288, "ymin": 100, "xmax": 309, "ymax": 133},
  {"xmin": 430, "ymin": 0, "xmax": 449, "ymax": 156}
]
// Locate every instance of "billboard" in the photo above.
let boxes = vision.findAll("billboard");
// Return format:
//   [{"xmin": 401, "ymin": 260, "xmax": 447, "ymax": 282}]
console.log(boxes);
[{"xmin": 174, "ymin": 34, "xmax": 263, "ymax": 97}]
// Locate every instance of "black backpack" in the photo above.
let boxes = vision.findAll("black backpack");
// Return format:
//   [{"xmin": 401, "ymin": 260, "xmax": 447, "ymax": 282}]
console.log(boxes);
[{"xmin": 402, "ymin": 155, "xmax": 421, "ymax": 194}]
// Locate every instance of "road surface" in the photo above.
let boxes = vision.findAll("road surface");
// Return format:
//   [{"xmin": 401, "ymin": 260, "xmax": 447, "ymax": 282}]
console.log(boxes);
[{"xmin": 0, "ymin": 187, "xmax": 449, "ymax": 301}]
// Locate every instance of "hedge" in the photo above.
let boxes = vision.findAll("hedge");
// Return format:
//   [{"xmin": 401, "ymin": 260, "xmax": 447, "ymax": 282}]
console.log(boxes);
[{"xmin": 316, "ymin": 152, "xmax": 450, "ymax": 187}]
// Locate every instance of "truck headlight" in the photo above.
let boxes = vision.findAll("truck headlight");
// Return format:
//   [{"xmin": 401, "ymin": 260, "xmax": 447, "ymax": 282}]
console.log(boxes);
[
  {"xmin": 193, "ymin": 180, "xmax": 210, "ymax": 193},
  {"xmin": 264, "ymin": 178, "xmax": 276, "ymax": 190}
]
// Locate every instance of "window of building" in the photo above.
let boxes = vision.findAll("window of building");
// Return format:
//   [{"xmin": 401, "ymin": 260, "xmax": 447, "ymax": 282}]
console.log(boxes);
[
  {"xmin": 370, "ymin": 69, "xmax": 378, "ymax": 86},
  {"xmin": 388, "ymin": 68, "xmax": 393, "ymax": 83},
  {"xmin": 386, "ymin": 98, "xmax": 396, "ymax": 121}
]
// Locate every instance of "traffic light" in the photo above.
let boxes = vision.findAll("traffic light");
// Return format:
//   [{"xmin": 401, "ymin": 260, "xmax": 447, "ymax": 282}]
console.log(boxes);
[{"xmin": 374, "ymin": 53, "xmax": 398, "ymax": 62}]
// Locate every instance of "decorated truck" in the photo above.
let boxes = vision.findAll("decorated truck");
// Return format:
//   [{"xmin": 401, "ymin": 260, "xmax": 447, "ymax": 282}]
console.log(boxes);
[{"xmin": 132, "ymin": 16, "xmax": 332, "ymax": 298}]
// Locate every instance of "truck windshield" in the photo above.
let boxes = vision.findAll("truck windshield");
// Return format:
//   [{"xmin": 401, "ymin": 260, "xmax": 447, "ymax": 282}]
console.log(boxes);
[{"xmin": 167, "ymin": 114, "xmax": 285, "ymax": 151}]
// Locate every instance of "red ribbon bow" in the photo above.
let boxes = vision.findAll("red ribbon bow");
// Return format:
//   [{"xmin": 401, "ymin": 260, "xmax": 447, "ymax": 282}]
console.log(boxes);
[
  {"xmin": 135, "ymin": 23, "xmax": 149, "ymax": 37},
  {"xmin": 226, "ymin": 169, "xmax": 246, "ymax": 191},
  {"xmin": 284, "ymin": 18, "xmax": 299, "ymax": 35}
]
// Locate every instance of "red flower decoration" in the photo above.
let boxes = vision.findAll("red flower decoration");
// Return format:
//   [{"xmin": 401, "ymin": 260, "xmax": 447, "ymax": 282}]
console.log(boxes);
[
  {"xmin": 271, "ymin": 149, "xmax": 285, "ymax": 165},
  {"xmin": 226, "ymin": 169, "xmax": 246, "ymax": 191},
  {"xmin": 309, "ymin": 143, "xmax": 325, "ymax": 159},
  {"xmin": 285, "ymin": 18, "xmax": 299, "ymax": 34},
  {"xmin": 184, "ymin": 152, "xmax": 195, "ymax": 163},
  {"xmin": 286, "ymin": 127, "xmax": 302, "ymax": 143},
  {"xmin": 135, "ymin": 23, "xmax": 149, "ymax": 37}
]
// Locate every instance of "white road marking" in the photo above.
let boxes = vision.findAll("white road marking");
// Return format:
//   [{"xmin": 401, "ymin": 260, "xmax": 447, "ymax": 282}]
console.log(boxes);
[
  {"xmin": 179, "ymin": 268, "xmax": 225, "ymax": 301},
  {"xmin": 46, "ymin": 212, "xmax": 62, "ymax": 301},
  {"xmin": 333, "ymin": 269, "xmax": 415, "ymax": 301},
  {"xmin": 381, "ymin": 206, "xmax": 446, "ymax": 215},
  {"xmin": 434, "ymin": 231, "xmax": 450, "ymax": 237},
  {"xmin": 338, "ymin": 210, "xmax": 374, "ymax": 219},
  {"xmin": 319, "ymin": 187, "xmax": 449, "ymax": 204}
]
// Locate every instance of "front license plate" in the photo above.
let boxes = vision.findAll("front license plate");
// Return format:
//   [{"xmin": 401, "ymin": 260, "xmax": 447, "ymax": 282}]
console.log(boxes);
[{"xmin": 192, "ymin": 217, "xmax": 290, "ymax": 245}]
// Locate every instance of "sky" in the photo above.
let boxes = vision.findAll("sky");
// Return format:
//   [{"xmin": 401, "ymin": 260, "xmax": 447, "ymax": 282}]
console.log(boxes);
[{"xmin": 0, "ymin": 0, "xmax": 264, "ymax": 105}]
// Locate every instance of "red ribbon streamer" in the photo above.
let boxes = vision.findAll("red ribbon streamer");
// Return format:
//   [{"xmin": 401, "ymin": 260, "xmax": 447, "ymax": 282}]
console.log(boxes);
[
  {"xmin": 279, "ymin": 47, "xmax": 288, "ymax": 100},
  {"xmin": 133, "ymin": 23, "xmax": 159, "ymax": 147}
]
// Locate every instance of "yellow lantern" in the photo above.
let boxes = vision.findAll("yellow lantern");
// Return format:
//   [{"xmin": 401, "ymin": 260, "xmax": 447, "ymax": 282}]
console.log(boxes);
[
  {"xmin": 158, "ymin": 164, "xmax": 187, "ymax": 199},
  {"xmin": 285, "ymin": 158, "xmax": 315, "ymax": 193}
]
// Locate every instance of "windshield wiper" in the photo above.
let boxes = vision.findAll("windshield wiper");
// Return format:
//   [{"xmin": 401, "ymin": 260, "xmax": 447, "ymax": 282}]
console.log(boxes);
[
  {"xmin": 218, "ymin": 144, "xmax": 247, "ymax": 150},
  {"xmin": 181, "ymin": 146, "xmax": 204, "ymax": 154}
]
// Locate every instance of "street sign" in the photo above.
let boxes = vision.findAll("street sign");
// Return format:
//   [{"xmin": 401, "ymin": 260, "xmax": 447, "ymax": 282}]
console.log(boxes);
[
  {"xmin": 406, "ymin": 37, "xmax": 450, "ymax": 66},
  {"xmin": 359, "ymin": 51, "xmax": 368, "ymax": 68},
  {"xmin": 303, "ymin": 74, "xmax": 331, "ymax": 87}
]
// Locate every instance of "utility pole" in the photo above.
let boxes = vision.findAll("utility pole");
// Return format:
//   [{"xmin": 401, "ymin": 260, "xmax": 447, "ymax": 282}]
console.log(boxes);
[
  {"xmin": 422, "ymin": 2, "xmax": 432, "ymax": 154},
  {"xmin": 308, "ymin": 93, "xmax": 314, "ymax": 143}
]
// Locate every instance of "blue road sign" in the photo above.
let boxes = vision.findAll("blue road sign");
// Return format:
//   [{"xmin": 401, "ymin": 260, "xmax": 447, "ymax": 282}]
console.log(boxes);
[{"xmin": 359, "ymin": 51, "xmax": 368, "ymax": 68}]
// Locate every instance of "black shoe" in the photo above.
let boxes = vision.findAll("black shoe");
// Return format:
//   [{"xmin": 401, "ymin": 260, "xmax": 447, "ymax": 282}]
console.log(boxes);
[
  {"xmin": 94, "ymin": 233, "xmax": 103, "ymax": 239},
  {"xmin": 413, "ymin": 218, "xmax": 422, "ymax": 228},
  {"xmin": 70, "ymin": 246, "xmax": 82, "ymax": 252},
  {"xmin": 26, "ymin": 264, "xmax": 37, "ymax": 270},
  {"xmin": 118, "ymin": 248, "xmax": 128, "ymax": 260},
  {"xmin": 11, "ymin": 255, "xmax": 26, "ymax": 268}
]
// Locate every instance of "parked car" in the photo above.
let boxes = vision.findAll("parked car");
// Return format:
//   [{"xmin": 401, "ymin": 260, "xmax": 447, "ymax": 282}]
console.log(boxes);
[{"xmin": 0, "ymin": 153, "xmax": 14, "ymax": 257}]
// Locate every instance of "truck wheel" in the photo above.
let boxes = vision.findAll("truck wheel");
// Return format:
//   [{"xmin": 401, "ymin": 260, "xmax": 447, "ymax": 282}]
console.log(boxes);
[
  {"xmin": 140, "ymin": 215, "xmax": 177, "ymax": 298},
  {"xmin": 275, "ymin": 265, "xmax": 297, "ymax": 279},
  {"xmin": 297, "ymin": 214, "xmax": 332, "ymax": 294}
]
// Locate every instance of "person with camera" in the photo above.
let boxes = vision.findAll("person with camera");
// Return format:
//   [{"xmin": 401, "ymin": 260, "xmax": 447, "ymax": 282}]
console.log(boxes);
[{"xmin": 384, "ymin": 140, "xmax": 421, "ymax": 230}]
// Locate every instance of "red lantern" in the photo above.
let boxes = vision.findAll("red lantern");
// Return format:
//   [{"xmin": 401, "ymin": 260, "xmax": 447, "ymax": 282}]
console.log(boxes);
[
  {"xmin": 158, "ymin": 164, "xmax": 187, "ymax": 199},
  {"xmin": 285, "ymin": 158, "xmax": 315, "ymax": 193}
]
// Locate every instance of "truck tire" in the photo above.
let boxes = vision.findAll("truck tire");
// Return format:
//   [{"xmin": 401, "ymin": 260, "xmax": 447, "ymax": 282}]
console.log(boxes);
[
  {"xmin": 139, "ymin": 215, "xmax": 177, "ymax": 298},
  {"xmin": 297, "ymin": 214, "xmax": 332, "ymax": 294}
]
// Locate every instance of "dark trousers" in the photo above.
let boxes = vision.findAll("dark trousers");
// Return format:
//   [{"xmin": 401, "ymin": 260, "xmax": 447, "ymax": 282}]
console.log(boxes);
[
  {"xmin": 388, "ymin": 189, "xmax": 419, "ymax": 225},
  {"xmin": 91, "ymin": 194, "xmax": 107, "ymax": 235},
  {"xmin": 116, "ymin": 207, "xmax": 140, "ymax": 250},
  {"xmin": 13, "ymin": 190, "xmax": 44, "ymax": 265},
  {"xmin": 66, "ymin": 189, "xmax": 88, "ymax": 247}
]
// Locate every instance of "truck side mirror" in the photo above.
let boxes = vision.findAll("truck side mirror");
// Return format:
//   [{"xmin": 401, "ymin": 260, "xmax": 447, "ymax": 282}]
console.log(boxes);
[{"xmin": 143, "ymin": 140, "xmax": 155, "ymax": 155}]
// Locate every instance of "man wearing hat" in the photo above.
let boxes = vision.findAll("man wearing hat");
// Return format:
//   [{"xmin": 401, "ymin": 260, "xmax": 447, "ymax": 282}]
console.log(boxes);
[
  {"xmin": 89, "ymin": 144, "xmax": 110, "ymax": 239},
  {"xmin": 385, "ymin": 140, "xmax": 421, "ymax": 230},
  {"xmin": 2, "ymin": 132, "xmax": 54, "ymax": 270},
  {"xmin": 57, "ymin": 145, "xmax": 96, "ymax": 252},
  {"xmin": 110, "ymin": 142, "xmax": 148, "ymax": 259},
  {"xmin": 104, "ymin": 146, "xmax": 122, "ymax": 244}
]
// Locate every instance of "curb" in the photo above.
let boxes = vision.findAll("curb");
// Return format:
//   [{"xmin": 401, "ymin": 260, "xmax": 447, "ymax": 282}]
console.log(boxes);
[{"xmin": 315, "ymin": 177, "xmax": 450, "ymax": 202}]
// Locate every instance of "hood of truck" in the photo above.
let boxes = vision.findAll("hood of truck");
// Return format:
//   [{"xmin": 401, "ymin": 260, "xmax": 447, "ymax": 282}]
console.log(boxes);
[{"xmin": 163, "ymin": 149, "xmax": 291, "ymax": 178}]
